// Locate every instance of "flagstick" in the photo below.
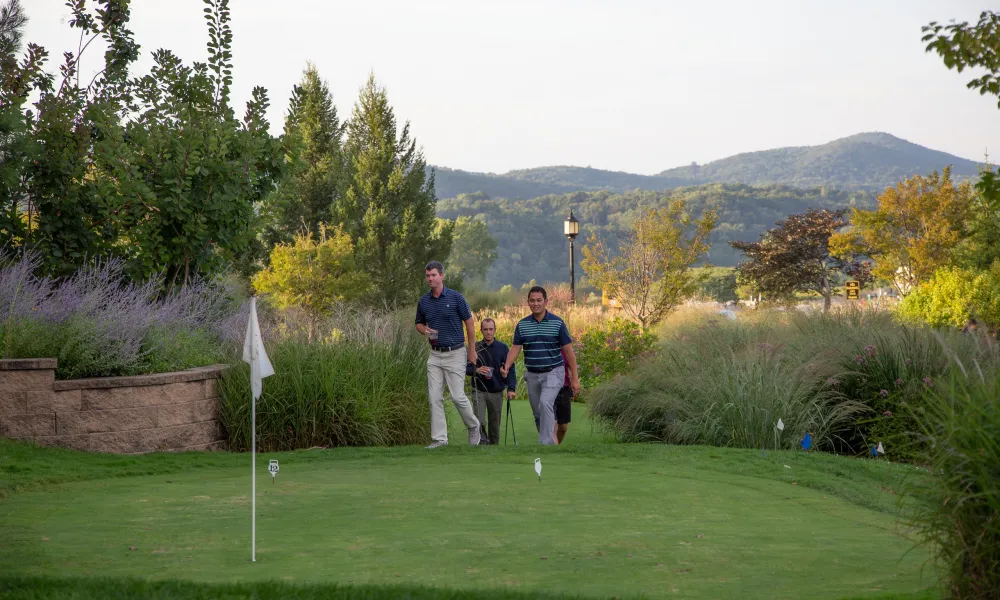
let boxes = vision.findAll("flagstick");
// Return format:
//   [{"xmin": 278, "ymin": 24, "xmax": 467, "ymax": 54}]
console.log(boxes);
[
  {"xmin": 243, "ymin": 296, "xmax": 273, "ymax": 565},
  {"xmin": 250, "ymin": 297, "xmax": 258, "ymax": 564},
  {"xmin": 251, "ymin": 375, "xmax": 256, "ymax": 563}
]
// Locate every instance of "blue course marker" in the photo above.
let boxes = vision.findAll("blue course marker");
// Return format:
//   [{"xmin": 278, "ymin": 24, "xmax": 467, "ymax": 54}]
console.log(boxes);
[{"xmin": 801, "ymin": 432, "xmax": 812, "ymax": 451}]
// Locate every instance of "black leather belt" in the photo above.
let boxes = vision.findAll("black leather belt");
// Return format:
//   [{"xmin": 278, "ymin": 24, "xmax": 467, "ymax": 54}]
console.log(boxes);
[
  {"xmin": 527, "ymin": 365, "xmax": 556, "ymax": 374},
  {"xmin": 431, "ymin": 343, "xmax": 465, "ymax": 352}
]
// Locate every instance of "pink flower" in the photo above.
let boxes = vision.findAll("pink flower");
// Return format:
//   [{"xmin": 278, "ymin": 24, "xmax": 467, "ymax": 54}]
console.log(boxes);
[
  {"xmin": 865, "ymin": 345, "xmax": 877, "ymax": 358},
  {"xmin": 894, "ymin": 378, "xmax": 904, "ymax": 386},
  {"xmin": 922, "ymin": 377, "xmax": 933, "ymax": 387},
  {"xmin": 879, "ymin": 389, "xmax": 889, "ymax": 398},
  {"xmin": 854, "ymin": 354, "xmax": 866, "ymax": 365},
  {"xmin": 882, "ymin": 410, "xmax": 893, "ymax": 418},
  {"xmin": 826, "ymin": 378, "xmax": 840, "ymax": 387},
  {"xmin": 904, "ymin": 358, "xmax": 912, "ymax": 366}
]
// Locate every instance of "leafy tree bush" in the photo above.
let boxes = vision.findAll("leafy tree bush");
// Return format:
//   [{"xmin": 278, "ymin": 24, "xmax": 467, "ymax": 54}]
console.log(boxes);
[
  {"xmin": 8, "ymin": 0, "xmax": 281, "ymax": 287},
  {"xmin": 252, "ymin": 226, "xmax": 371, "ymax": 341},
  {"xmin": 261, "ymin": 62, "xmax": 347, "ymax": 250},
  {"xmin": 897, "ymin": 262, "xmax": 1000, "ymax": 330},
  {"xmin": 581, "ymin": 200, "xmax": 717, "ymax": 330},
  {"xmin": 574, "ymin": 318, "xmax": 656, "ymax": 392},
  {"xmin": 830, "ymin": 168, "xmax": 973, "ymax": 296},
  {"xmin": 334, "ymin": 75, "xmax": 452, "ymax": 306},
  {"xmin": 731, "ymin": 208, "xmax": 850, "ymax": 312},
  {"xmin": 693, "ymin": 267, "xmax": 738, "ymax": 303}
]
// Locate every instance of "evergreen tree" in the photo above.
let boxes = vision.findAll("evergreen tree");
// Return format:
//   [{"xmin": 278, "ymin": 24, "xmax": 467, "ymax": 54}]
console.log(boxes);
[
  {"xmin": 263, "ymin": 62, "xmax": 346, "ymax": 248},
  {"xmin": 336, "ymin": 74, "xmax": 451, "ymax": 305}
]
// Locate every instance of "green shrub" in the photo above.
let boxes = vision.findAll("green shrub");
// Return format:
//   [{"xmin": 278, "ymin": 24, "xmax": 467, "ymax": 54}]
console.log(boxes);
[
  {"xmin": 693, "ymin": 267, "xmax": 738, "ymax": 303},
  {"xmin": 898, "ymin": 261, "xmax": 1000, "ymax": 330},
  {"xmin": 902, "ymin": 353, "xmax": 1000, "ymax": 598},
  {"xmin": 218, "ymin": 315, "xmax": 430, "ymax": 450},
  {"xmin": 588, "ymin": 313, "xmax": 866, "ymax": 449},
  {"xmin": 574, "ymin": 317, "xmax": 656, "ymax": 391},
  {"xmin": 589, "ymin": 307, "xmax": 999, "ymax": 455}
]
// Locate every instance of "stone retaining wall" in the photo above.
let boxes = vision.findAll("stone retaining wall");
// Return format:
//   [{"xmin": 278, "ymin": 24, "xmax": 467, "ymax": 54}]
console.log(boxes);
[{"xmin": 0, "ymin": 359, "xmax": 228, "ymax": 453}]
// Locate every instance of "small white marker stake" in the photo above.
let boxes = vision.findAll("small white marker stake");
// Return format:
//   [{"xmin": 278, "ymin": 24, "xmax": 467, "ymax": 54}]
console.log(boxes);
[
  {"xmin": 268, "ymin": 459, "xmax": 279, "ymax": 484},
  {"xmin": 534, "ymin": 458, "xmax": 542, "ymax": 482},
  {"xmin": 876, "ymin": 442, "xmax": 884, "ymax": 455},
  {"xmin": 776, "ymin": 418, "xmax": 785, "ymax": 431}
]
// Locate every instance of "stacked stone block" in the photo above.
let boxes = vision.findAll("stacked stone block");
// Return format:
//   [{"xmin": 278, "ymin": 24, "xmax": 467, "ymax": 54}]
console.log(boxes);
[{"xmin": 0, "ymin": 359, "xmax": 227, "ymax": 453}]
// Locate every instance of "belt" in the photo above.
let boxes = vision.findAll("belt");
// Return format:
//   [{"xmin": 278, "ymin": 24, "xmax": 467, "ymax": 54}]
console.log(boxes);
[
  {"xmin": 527, "ymin": 365, "xmax": 558, "ymax": 374},
  {"xmin": 431, "ymin": 343, "xmax": 465, "ymax": 352}
]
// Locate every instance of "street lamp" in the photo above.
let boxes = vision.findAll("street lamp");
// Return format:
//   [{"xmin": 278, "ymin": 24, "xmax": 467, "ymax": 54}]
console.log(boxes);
[{"xmin": 564, "ymin": 210, "xmax": 580, "ymax": 304}]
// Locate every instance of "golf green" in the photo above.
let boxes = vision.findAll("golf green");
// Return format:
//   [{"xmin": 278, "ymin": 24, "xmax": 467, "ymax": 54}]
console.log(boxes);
[{"xmin": 0, "ymin": 419, "xmax": 936, "ymax": 599}]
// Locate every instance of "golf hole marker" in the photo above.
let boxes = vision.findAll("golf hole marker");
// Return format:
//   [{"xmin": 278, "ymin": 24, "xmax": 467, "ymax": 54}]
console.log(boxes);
[
  {"xmin": 268, "ymin": 459, "xmax": 279, "ymax": 483},
  {"xmin": 534, "ymin": 458, "xmax": 542, "ymax": 482}
]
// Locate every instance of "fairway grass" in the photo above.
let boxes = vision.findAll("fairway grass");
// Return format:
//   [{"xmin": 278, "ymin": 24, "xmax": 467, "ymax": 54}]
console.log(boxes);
[{"xmin": 0, "ymin": 402, "xmax": 940, "ymax": 599}]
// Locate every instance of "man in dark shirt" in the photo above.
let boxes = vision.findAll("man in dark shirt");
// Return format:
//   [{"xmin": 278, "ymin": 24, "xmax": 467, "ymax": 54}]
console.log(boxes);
[
  {"xmin": 466, "ymin": 318, "xmax": 516, "ymax": 445},
  {"xmin": 500, "ymin": 286, "xmax": 580, "ymax": 446},
  {"xmin": 415, "ymin": 261, "xmax": 481, "ymax": 448}
]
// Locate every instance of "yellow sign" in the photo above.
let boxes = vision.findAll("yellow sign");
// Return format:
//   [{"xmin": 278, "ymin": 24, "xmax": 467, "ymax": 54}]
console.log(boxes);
[
  {"xmin": 602, "ymin": 289, "xmax": 622, "ymax": 312},
  {"xmin": 845, "ymin": 280, "xmax": 860, "ymax": 300}
]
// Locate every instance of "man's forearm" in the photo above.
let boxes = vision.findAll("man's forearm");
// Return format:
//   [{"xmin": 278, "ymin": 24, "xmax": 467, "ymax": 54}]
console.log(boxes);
[
  {"xmin": 464, "ymin": 318, "xmax": 476, "ymax": 345},
  {"xmin": 504, "ymin": 346, "xmax": 522, "ymax": 371},
  {"xmin": 564, "ymin": 345, "xmax": 579, "ymax": 382}
]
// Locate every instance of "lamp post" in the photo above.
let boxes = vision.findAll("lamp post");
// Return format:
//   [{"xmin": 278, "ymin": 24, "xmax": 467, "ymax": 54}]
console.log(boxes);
[{"xmin": 564, "ymin": 210, "xmax": 580, "ymax": 304}]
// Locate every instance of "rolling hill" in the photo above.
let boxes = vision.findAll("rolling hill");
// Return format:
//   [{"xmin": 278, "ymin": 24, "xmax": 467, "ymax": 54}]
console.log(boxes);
[
  {"xmin": 430, "ymin": 132, "xmax": 983, "ymax": 200},
  {"xmin": 657, "ymin": 132, "xmax": 984, "ymax": 190}
]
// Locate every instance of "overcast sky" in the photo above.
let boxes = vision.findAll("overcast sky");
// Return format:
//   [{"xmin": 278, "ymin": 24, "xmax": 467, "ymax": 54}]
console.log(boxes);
[{"xmin": 20, "ymin": 0, "xmax": 998, "ymax": 175}]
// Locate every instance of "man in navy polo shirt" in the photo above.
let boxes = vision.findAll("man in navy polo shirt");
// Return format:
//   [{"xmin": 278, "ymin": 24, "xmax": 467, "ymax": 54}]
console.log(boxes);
[
  {"xmin": 415, "ymin": 261, "xmax": 481, "ymax": 448},
  {"xmin": 500, "ymin": 286, "xmax": 580, "ymax": 445}
]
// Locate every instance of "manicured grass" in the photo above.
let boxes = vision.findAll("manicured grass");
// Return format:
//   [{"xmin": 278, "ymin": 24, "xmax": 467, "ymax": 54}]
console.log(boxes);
[
  {"xmin": 0, "ymin": 575, "xmax": 941, "ymax": 600},
  {"xmin": 0, "ymin": 411, "xmax": 939, "ymax": 600}
]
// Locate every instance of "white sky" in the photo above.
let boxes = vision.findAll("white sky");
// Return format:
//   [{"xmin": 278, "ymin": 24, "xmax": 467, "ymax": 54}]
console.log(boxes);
[{"xmin": 20, "ymin": 0, "xmax": 998, "ymax": 175}]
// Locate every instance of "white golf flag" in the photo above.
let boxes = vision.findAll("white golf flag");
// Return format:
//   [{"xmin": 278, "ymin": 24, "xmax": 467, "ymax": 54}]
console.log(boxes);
[
  {"xmin": 776, "ymin": 418, "xmax": 785, "ymax": 431},
  {"xmin": 876, "ymin": 442, "xmax": 884, "ymax": 455},
  {"xmin": 242, "ymin": 296, "xmax": 273, "ymax": 563},
  {"xmin": 534, "ymin": 458, "xmax": 542, "ymax": 480},
  {"xmin": 242, "ymin": 297, "xmax": 274, "ymax": 400}
]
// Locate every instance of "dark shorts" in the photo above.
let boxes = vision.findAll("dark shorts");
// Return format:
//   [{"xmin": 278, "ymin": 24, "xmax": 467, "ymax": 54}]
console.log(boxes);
[{"xmin": 555, "ymin": 386, "xmax": 572, "ymax": 425}]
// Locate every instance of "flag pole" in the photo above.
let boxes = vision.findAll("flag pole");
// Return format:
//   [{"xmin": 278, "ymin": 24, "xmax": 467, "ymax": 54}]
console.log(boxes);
[
  {"xmin": 243, "ymin": 296, "xmax": 273, "ymax": 564},
  {"xmin": 251, "ymin": 297, "xmax": 257, "ymax": 563},
  {"xmin": 251, "ymin": 353, "xmax": 256, "ymax": 563}
]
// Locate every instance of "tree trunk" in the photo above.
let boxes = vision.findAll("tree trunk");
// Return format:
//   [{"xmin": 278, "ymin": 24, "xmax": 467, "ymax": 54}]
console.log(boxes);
[{"xmin": 822, "ymin": 275, "xmax": 831, "ymax": 313}]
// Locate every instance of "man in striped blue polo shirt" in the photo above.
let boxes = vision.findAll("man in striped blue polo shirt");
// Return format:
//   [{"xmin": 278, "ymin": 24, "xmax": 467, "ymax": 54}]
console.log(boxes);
[
  {"xmin": 500, "ymin": 286, "xmax": 580, "ymax": 445},
  {"xmin": 415, "ymin": 261, "xmax": 481, "ymax": 448}
]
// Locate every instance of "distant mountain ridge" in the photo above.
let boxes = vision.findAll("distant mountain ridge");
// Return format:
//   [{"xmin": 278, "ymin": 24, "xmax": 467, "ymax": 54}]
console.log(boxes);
[{"xmin": 430, "ymin": 132, "xmax": 984, "ymax": 200}]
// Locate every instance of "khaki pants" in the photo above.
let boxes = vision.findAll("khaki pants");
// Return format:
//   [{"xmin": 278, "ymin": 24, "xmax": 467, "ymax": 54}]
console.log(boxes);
[
  {"xmin": 427, "ymin": 349, "xmax": 479, "ymax": 443},
  {"xmin": 471, "ymin": 389, "xmax": 503, "ymax": 444}
]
